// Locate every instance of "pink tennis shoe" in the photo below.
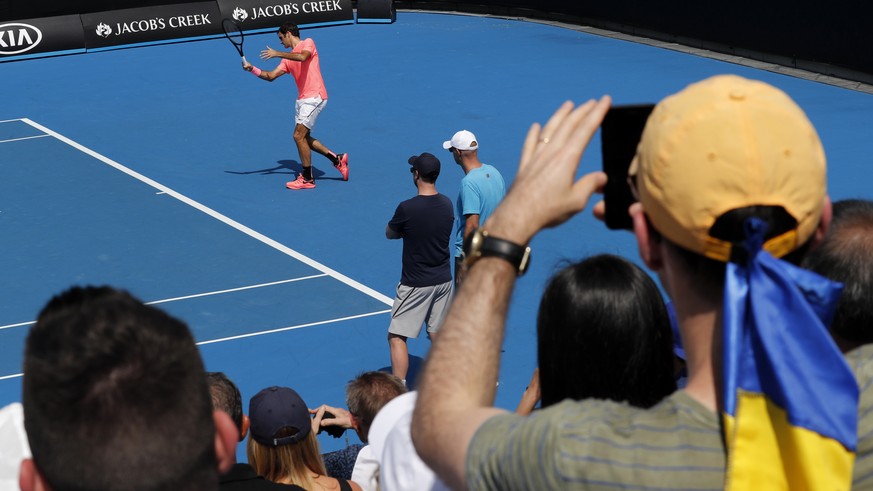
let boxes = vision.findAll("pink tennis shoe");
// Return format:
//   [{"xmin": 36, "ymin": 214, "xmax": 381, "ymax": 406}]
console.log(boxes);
[
  {"xmin": 335, "ymin": 153, "xmax": 349, "ymax": 181},
  {"xmin": 286, "ymin": 175, "xmax": 316, "ymax": 190}
]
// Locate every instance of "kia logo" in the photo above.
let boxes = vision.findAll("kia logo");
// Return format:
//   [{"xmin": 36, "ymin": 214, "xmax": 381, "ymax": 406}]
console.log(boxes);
[{"xmin": 0, "ymin": 23, "xmax": 43, "ymax": 55}]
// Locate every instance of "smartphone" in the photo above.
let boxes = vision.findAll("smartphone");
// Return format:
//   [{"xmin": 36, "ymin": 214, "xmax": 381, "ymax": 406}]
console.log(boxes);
[
  {"xmin": 316, "ymin": 411, "xmax": 346, "ymax": 438},
  {"xmin": 600, "ymin": 104, "xmax": 655, "ymax": 230}
]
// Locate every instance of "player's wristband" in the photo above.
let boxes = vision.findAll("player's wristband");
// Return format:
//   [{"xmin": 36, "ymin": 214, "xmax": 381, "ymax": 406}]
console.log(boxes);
[{"xmin": 251, "ymin": 66, "xmax": 262, "ymax": 77}]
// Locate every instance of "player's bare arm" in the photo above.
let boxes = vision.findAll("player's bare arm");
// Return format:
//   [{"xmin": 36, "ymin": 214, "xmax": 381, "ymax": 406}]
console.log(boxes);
[
  {"xmin": 242, "ymin": 62, "xmax": 285, "ymax": 82},
  {"xmin": 260, "ymin": 46, "xmax": 311, "ymax": 62}
]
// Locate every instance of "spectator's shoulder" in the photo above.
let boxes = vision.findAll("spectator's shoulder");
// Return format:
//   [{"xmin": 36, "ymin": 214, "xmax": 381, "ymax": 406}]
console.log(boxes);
[
  {"xmin": 848, "ymin": 345, "xmax": 873, "ymax": 491},
  {"xmin": 466, "ymin": 393, "xmax": 724, "ymax": 490},
  {"xmin": 846, "ymin": 344, "xmax": 873, "ymax": 388}
]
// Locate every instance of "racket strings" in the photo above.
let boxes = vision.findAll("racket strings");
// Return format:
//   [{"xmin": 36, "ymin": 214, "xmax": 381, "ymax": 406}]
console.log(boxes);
[{"xmin": 222, "ymin": 20, "xmax": 244, "ymax": 47}]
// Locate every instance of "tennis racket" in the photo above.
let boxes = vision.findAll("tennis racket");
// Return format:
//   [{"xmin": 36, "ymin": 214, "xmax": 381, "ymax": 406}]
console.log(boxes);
[{"xmin": 221, "ymin": 18, "xmax": 247, "ymax": 65}]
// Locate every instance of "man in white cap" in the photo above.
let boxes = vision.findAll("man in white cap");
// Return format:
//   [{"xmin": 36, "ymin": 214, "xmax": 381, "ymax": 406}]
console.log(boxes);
[{"xmin": 443, "ymin": 130, "xmax": 506, "ymax": 286}]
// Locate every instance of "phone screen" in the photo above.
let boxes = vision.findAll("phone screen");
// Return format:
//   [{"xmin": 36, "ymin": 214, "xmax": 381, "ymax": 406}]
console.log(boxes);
[{"xmin": 600, "ymin": 104, "xmax": 655, "ymax": 230}]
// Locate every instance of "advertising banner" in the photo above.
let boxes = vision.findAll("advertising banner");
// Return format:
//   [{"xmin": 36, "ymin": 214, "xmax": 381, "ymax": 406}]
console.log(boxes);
[
  {"xmin": 0, "ymin": 15, "xmax": 85, "ymax": 61},
  {"xmin": 81, "ymin": 2, "xmax": 222, "ymax": 50},
  {"xmin": 216, "ymin": 0, "xmax": 353, "ymax": 32}
]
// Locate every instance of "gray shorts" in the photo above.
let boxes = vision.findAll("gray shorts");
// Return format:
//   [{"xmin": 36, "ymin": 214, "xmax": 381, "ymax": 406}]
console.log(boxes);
[{"xmin": 387, "ymin": 281, "xmax": 453, "ymax": 338}]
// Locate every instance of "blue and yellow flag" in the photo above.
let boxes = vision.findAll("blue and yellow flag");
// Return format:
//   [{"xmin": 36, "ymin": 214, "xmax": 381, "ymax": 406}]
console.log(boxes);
[{"xmin": 722, "ymin": 218, "xmax": 857, "ymax": 490}]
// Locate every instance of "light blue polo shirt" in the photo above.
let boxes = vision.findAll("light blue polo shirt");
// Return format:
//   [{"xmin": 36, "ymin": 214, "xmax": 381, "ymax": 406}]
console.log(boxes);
[{"xmin": 454, "ymin": 164, "xmax": 506, "ymax": 257}]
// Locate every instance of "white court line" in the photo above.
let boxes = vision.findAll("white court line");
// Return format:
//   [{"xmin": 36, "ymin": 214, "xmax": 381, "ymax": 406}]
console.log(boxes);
[
  {"xmin": 0, "ymin": 118, "xmax": 25, "ymax": 124},
  {"xmin": 0, "ymin": 308, "xmax": 392, "ymax": 381},
  {"xmin": 0, "ymin": 134, "xmax": 50, "ymax": 144},
  {"xmin": 0, "ymin": 321, "xmax": 33, "ymax": 331},
  {"xmin": 20, "ymin": 118, "xmax": 393, "ymax": 306},
  {"xmin": 146, "ymin": 274, "xmax": 328, "ymax": 305},
  {"xmin": 197, "ymin": 309, "xmax": 392, "ymax": 345},
  {"xmin": 0, "ymin": 275, "xmax": 331, "ymax": 331}
]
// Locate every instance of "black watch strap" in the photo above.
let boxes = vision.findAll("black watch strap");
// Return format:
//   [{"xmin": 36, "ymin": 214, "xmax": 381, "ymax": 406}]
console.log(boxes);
[{"xmin": 464, "ymin": 228, "xmax": 531, "ymax": 276}]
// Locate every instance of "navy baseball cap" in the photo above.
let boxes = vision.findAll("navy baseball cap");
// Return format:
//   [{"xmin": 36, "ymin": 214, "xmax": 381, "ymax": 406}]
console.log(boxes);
[
  {"xmin": 248, "ymin": 386, "xmax": 311, "ymax": 446},
  {"xmin": 408, "ymin": 153, "xmax": 441, "ymax": 176}
]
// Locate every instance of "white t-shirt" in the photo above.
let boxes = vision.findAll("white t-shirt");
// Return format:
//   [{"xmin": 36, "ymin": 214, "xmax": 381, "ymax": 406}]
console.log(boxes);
[{"xmin": 350, "ymin": 444, "xmax": 379, "ymax": 491}]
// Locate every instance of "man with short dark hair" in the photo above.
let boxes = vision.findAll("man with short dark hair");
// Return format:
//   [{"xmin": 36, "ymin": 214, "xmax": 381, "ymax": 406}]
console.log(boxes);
[
  {"xmin": 208, "ymin": 372, "xmax": 248, "ymax": 437},
  {"xmin": 803, "ymin": 199, "xmax": 873, "ymax": 353},
  {"xmin": 385, "ymin": 153, "xmax": 454, "ymax": 384},
  {"xmin": 19, "ymin": 286, "xmax": 239, "ymax": 491},
  {"xmin": 413, "ymin": 76, "xmax": 873, "ymax": 489}
]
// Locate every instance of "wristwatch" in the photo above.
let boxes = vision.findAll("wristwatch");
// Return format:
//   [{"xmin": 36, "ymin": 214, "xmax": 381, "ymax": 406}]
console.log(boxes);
[{"xmin": 462, "ymin": 228, "xmax": 531, "ymax": 276}]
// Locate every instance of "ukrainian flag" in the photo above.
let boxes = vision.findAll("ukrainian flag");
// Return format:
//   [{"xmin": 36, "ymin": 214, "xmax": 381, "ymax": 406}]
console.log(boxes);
[{"xmin": 722, "ymin": 218, "xmax": 857, "ymax": 490}]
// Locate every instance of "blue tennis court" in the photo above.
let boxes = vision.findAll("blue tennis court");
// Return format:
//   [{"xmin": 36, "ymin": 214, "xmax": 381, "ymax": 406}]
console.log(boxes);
[{"xmin": 1, "ymin": 11, "xmax": 872, "ymax": 456}]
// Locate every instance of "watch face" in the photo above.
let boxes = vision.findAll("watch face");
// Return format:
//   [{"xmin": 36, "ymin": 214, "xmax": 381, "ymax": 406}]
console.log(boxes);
[
  {"xmin": 518, "ymin": 246, "xmax": 532, "ymax": 275},
  {"xmin": 463, "ymin": 228, "xmax": 485, "ymax": 266},
  {"xmin": 462, "ymin": 228, "xmax": 530, "ymax": 276}
]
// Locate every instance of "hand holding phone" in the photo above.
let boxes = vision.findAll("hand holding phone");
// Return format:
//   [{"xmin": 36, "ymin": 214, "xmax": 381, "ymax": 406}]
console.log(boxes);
[
  {"xmin": 316, "ymin": 410, "xmax": 347, "ymax": 438},
  {"xmin": 600, "ymin": 104, "xmax": 655, "ymax": 230}
]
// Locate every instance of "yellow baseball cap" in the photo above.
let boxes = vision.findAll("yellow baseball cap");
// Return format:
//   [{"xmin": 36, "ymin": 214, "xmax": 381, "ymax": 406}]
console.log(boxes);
[{"xmin": 629, "ymin": 75, "xmax": 827, "ymax": 262}]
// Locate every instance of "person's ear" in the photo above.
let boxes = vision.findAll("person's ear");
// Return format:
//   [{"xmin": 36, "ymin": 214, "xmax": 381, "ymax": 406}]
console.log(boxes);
[
  {"xmin": 811, "ymin": 195, "xmax": 832, "ymax": 248},
  {"xmin": 239, "ymin": 414, "xmax": 250, "ymax": 442},
  {"xmin": 213, "ymin": 410, "xmax": 238, "ymax": 474},
  {"xmin": 631, "ymin": 203, "xmax": 663, "ymax": 270},
  {"xmin": 19, "ymin": 458, "xmax": 51, "ymax": 491},
  {"xmin": 349, "ymin": 413, "xmax": 360, "ymax": 432}
]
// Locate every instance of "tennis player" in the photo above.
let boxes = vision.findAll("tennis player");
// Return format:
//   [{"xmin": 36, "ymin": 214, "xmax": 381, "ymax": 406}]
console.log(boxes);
[{"xmin": 243, "ymin": 22, "xmax": 348, "ymax": 190}]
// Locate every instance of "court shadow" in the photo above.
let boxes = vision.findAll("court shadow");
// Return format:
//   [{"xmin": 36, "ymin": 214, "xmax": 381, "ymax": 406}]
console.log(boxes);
[
  {"xmin": 225, "ymin": 160, "xmax": 343, "ymax": 180},
  {"xmin": 224, "ymin": 159, "xmax": 297, "ymax": 176},
  {"xmin": 376, "ymin": 355, "xmax": 425, "ymax": 389}
]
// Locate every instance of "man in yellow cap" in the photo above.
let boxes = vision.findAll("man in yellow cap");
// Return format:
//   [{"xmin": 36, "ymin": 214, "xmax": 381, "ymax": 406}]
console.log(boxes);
[{"xmin": 411, "ymin": 75, "xmax": 873, "ymax": 490}]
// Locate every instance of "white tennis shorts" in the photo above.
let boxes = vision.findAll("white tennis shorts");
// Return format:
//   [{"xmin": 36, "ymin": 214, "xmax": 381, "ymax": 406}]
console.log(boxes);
[{"xmin": 295, "ymin": 96, "xmax": 327, "ymax": 129}]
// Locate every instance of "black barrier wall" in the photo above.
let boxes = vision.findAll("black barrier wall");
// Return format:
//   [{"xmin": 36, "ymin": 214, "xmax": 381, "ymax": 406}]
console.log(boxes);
[
  {"xmin": 81, "ymin": 2, "xmax": 220, "ymax": 50},
  {"xmin": 0, "ymin": 15, "xmax": 85, "ymax": 58},
  {"xmin": 3, "ymin": 0, "xmax": 872, "ymax": 84},
  {"xmin": 217, "ymin": 0, "xmax": 352, "ymax": 32},
  {"xmin": 0, "ymin": 0, "xmax": 353, "ymax": 61},
  {"xmin": 392, "ymin": 0, "xmax": 873, "ymax": 85}
]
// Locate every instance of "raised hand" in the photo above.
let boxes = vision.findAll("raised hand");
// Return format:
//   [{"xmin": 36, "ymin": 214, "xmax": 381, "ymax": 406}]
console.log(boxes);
[
  {"xmin": 260, "ymin": 46, "xmax": 280, "ymax": 60},
  {"xmin": 485, "ymin": 97, "xmax": 612, "ymax": 244}
]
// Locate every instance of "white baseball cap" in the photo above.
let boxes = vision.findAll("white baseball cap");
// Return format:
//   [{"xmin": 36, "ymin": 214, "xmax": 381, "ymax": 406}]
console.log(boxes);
[{"xmin": 442, "ymin": 130, "xmax": 479, "ymax": 151}]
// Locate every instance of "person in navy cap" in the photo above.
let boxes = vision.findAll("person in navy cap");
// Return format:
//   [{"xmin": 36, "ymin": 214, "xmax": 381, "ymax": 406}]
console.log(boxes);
[
  {"xmin": 247, "ymin": 386, "xmax": 361, "ymax": 490},
  {"xmin": 385, "ymin": 153, "xmax": 454, "ymax": 386}
]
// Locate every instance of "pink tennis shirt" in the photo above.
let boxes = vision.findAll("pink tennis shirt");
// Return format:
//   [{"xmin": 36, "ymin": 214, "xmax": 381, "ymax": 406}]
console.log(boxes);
[{"xmin": 280, "ymin": 38, "xmax": 328, "ymax": 100}]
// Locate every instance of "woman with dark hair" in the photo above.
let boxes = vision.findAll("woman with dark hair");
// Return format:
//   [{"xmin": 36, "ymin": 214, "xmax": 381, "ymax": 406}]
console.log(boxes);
[
  {"xmin": 518, "ymin": 254, "xmax": 676, "ymax": 414},
  {"xmin": 247, "ymin": 386, "xmax": 362, "ymax": 491}
]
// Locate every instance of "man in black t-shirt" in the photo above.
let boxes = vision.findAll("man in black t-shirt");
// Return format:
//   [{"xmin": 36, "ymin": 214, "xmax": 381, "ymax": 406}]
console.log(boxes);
[{"xmin": 385, "ymin": 153, "xmax": 454, "ymax": 385}]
